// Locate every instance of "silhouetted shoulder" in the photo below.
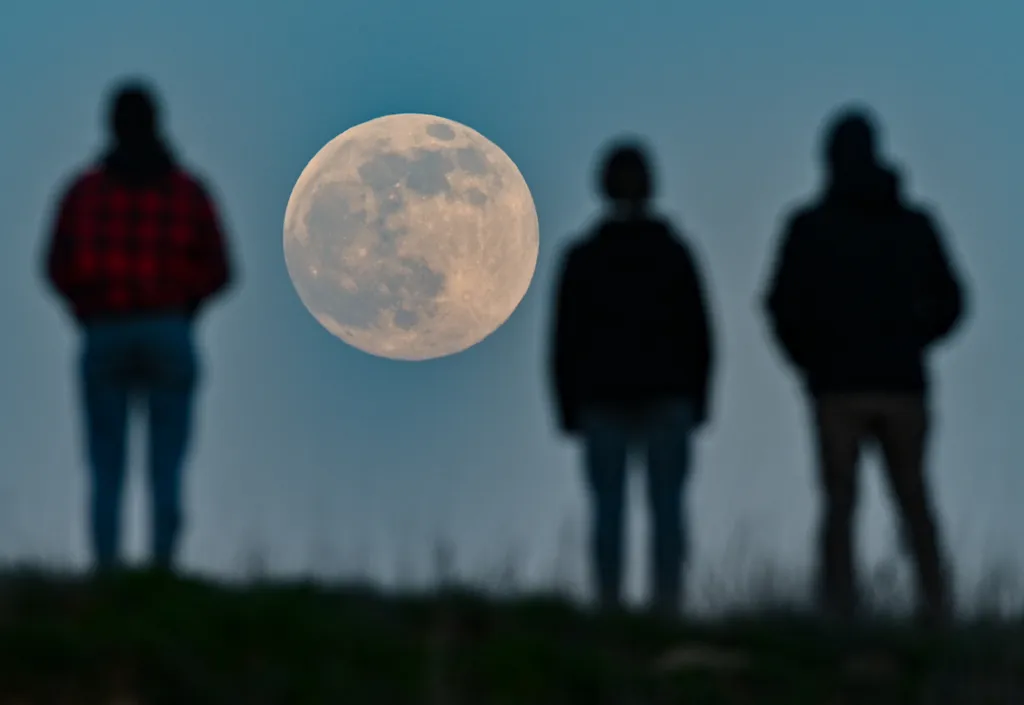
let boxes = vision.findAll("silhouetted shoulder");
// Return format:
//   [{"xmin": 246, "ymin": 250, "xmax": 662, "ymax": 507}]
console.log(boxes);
[
  {"xmin": 74, "ymin": 168, "xmax": 106, "ymax": 187},
  {"xmin": 169, "ymin": 170, "xmax": 227, "ymax": 219},
  {"xmin": 773, "ymin": 202, "xmax": 821, "ymax": 248},
  {"xmin": 51, "ymin": 169, "xmax": 104, "ymax": 217},
  {"xmin": 168, "ymin": 168, "xmax": 210, "ymax": 196},
  {"xmin": 558, "ymin": 216, "xmax": 614, "ymax": 259},
  {"xmin": 650, "ymin": 214, "xmax": 689, "ymax": 243},
  {"xmin": 661, "ymin": 220, "xmax": 705, "ymax": 265},
  {"xmin": 901, "ymin": 201, "xmax": 943, "ymax": 230},
  {"xmin": 558, "ymin": 230, "xmax": 593, "ymax": 266},
  {"xmin": 787, "ymin": 202, "xmax": 820, "ymax": 224},
  {"xmin": 64, "ymin": 168, "xmax": 105, "ymax": 194}
]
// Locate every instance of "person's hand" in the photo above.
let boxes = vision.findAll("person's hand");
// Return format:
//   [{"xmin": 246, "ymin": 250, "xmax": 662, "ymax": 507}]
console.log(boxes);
[
  {"xmin": 559, "ymin": 409, "xmax": 579, "ymax": 436},
  {"xmin": 184, "ymin": 300, "xmax": 203, "ymax": 321},
  {"xmin": 693, "ymin": 403, "xmax": 709, "ymax": 430}
]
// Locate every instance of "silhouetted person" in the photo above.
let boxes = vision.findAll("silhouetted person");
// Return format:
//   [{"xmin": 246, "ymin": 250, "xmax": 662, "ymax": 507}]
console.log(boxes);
[
  {"xmin": 43, "ymin": 80, "xmax": 234, "ymax": 572},
  {"xmin": 762, "ymin": 106, "xmax": 967, "ymax": 623},
  {"xmin": 549, "ymin": 140, "xmax": 715, "ymax": 616}
]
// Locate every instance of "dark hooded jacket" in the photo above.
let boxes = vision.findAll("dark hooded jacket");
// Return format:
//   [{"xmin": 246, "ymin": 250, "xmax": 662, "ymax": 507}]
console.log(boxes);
[
  {"xmin": 550, "ymin": 211, "xmax": 715, "ymax": 434},
  {"xmin": 762, "ymin": 157, "xmax": 966, "ymax": 395}
]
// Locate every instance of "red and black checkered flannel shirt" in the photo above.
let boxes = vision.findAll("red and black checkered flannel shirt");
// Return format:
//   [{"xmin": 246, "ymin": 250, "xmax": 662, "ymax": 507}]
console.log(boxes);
[{"xmin": 45, "ymin": 166, "xmax": 233, "ymax": 322}]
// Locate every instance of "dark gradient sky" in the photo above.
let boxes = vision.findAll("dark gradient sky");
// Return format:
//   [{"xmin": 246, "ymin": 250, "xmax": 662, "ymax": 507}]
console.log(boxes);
[{"xmin": 2, "ymin": 1, "xmax": 1021, "ymax": 608}]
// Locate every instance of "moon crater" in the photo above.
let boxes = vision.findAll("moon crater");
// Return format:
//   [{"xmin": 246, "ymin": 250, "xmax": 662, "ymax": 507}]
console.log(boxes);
[{"xmin": 284, "ymin": 114, "xmax": 539, "ymax": 360}]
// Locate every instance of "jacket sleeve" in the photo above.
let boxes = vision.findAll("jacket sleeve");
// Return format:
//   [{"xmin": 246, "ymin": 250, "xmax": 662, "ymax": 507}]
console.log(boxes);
[
  {"xmin": 762, "ymin": 213, "xmax": 814, "ymax": 370},
  {"xmin": 188, "ymin": 180, "xmax": 235, "ymax": 312},
  {"xmin": 43, "ymin": 182, "xmax": 80, "ymax": 305},
  {"xmin": 550, "ymin": 248, "xmax": 584, "ymax": 434},
  {"xmin": 677, "ymin": 243, "xmax": 715, "ymax": 427},
  {"xmin": 915, "ymin": 211, "xmax": 966, "ymax": 345}
]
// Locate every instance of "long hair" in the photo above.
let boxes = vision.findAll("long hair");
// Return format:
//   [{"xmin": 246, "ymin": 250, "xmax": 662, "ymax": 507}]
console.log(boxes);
[{"xmin": 102, "ymin": 79, "xmax": 176, "ymax": 187}]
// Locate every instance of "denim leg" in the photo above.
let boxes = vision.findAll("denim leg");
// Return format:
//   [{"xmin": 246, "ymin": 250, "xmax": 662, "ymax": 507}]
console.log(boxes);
[
  {"xmin": 580, "ymin": 410, "xmax": 630, "ymax": 610},
  {"xmin": 80, "ymin": 329, "xmax": 133, "ymax": 570},
  {"xmin": 642, "ymin": 401, "xmax": 695, "ymax": 616},
  {"xmin": 139, "ymin": 317, "xmax": 198, "ymax": 570}
]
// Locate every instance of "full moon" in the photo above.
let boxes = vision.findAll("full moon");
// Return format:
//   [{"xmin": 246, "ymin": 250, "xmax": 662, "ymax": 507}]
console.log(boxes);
[{"xmin": 283, "ymin": 113, "xmax": 540, "ymax": 360}]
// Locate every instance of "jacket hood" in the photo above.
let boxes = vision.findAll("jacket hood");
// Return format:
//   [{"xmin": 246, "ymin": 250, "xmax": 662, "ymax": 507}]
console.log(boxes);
[{"xmin": 820, "ymin": 107, "xmax": 901, "ymax": 208}]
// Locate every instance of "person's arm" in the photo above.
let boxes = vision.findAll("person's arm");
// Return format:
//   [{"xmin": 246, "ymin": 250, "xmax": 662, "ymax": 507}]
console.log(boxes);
[
  {"xmin": 186, "ymin": 179, "xmax": 234, "ymax": 315},
  {"xmin": 677, "ymin": 243, "xmax": 715, "ymax": 428},
  {"xmin": 43, "ymin": 181, "xmax": 81, "ymax": 305},
  {"xmin": 550, "ymin": 247, "xmax": 584, "ymax": 435},
  {"xmin": 915, "ymin": 211, "xmax": 966, "ymax": 345},
  {"xmin": 762, "ymin": 213, "xmax": 814, "ymax": 370}
]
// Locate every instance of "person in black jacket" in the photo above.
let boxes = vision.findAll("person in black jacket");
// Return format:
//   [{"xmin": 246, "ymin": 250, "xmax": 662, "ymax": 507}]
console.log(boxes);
[
  {"xmin": 762, "ymin": 105, "xmax": 967, "ymax": 623},
  {"xmin": 550, "ymin": 140, "xmax": 715, "ymax": 616}
]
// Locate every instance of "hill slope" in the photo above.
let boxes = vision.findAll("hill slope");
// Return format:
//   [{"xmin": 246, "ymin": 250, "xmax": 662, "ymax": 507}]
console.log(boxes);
[{"xmin": 0, "ymin": 568, "xmax": 1022, "ymax": 704}]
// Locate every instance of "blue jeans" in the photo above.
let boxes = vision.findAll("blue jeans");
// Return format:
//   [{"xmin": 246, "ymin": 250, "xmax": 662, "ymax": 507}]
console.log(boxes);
[
  {"xmin": 579, "ymin": 400, "xmax": 696, "ymax": 614},
  {"xmin": 78, "ymin": 314, "xmax": 198, "ymax": 570}
]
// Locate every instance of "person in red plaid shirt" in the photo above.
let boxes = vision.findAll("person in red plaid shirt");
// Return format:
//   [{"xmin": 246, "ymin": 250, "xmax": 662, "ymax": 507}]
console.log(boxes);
[{"xmin": 43, "ymin": 80, "xmax": 235, "ymax": 572}]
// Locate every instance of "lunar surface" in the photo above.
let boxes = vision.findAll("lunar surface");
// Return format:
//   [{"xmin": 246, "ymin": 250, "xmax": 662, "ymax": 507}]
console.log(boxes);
[{"xmin": 283, "ymin": 113, "xmax": 540, "ymax": 360}]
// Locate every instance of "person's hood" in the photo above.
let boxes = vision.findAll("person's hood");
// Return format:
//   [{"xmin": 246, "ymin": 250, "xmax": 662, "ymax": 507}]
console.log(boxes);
[{"xmin": 101, "ymin": 134, "xmax": 176, "ymax": 187}]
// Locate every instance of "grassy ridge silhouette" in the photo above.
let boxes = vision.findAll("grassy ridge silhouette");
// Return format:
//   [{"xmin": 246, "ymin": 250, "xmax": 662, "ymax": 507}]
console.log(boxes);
[{"xmin": 0, "ymin": 534, "xmax": 1022, "ymax": 705}]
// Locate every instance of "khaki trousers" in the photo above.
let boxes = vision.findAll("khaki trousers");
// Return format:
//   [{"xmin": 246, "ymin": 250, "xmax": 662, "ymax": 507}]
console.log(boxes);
[{"xmin": 812, "ymin": 392, "xmax": 951, "ymax": 619}]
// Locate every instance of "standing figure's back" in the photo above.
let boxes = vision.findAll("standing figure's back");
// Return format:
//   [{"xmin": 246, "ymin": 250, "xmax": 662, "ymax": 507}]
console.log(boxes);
[
  {"xmin": 43, "ymin": 80, "xmax": 235, "ymax": 572},
  {"xmin": 761, "ymin": 106, "xmax": 967, "ymax": 623},
  {"xmin": 550, "ymin": 140, "xmax": 715, "ymax": 616}
]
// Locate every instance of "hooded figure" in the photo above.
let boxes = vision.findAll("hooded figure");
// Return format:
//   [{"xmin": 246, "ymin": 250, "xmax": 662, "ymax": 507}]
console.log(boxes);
[
  {"xmin": 821, "ymin": 109, "xmax": 900, "ymax": 213},
  {"xmin": 760, "ymin": 105, "xmax": 967, "ymax": 625},
  {"xmin": 764, "ymin": 106, "xmax": 962, "ymax": 386}
]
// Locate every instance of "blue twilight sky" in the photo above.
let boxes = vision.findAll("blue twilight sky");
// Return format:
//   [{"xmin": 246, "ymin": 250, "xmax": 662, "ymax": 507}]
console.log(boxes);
[{"xmin": 1, "ymin": 1, "xmax": 1021, "ymax": 608}]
